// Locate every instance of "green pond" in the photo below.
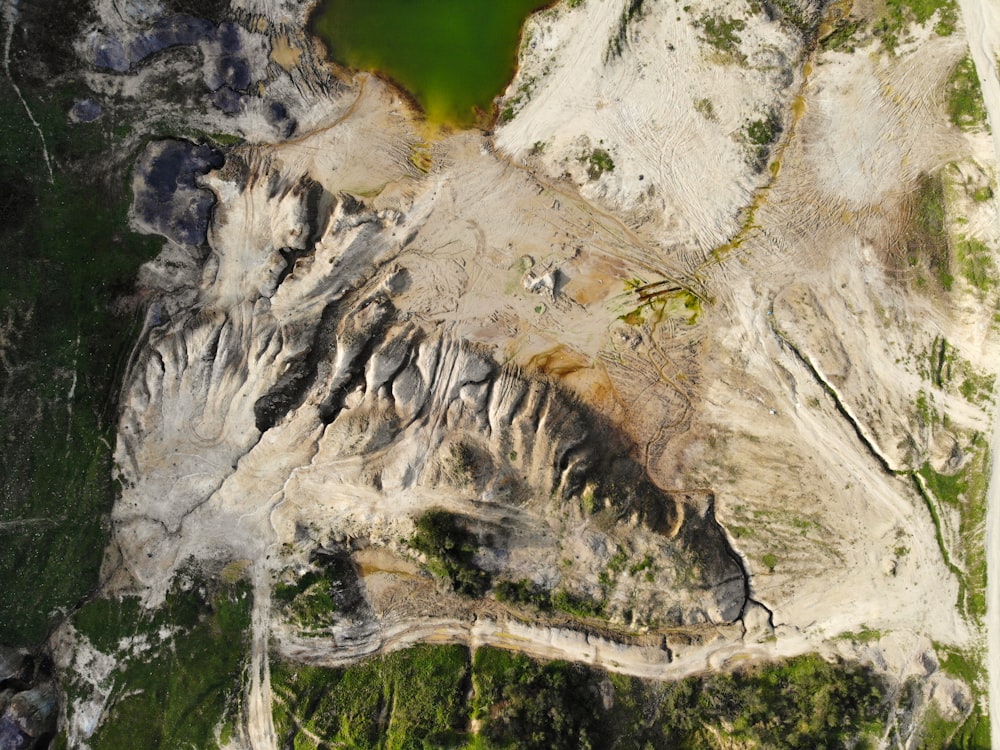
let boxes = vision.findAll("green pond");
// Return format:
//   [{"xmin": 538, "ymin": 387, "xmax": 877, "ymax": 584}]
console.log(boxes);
[{"xmin": 311, "ymin": 0, "xmax": 551, "ymax": 127}]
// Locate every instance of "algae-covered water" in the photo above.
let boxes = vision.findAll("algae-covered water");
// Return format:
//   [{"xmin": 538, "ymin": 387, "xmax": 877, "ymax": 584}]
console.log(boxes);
[{"xmin": 312, "ymin": 0, "xmax": 551, "ymax": 127}]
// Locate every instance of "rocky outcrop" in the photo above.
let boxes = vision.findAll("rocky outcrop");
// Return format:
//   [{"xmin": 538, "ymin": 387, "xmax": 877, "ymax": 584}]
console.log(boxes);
[
  {"xmin": 130, "ymin": 139, "xmax": 224, "ymax": 247},
  {"xmin": 0, "ymin": 649, "xmax": 55, "ymax": 750},
  {"xmin": 86, "ymin": 13, "xmax": 273, "ymax": 116}
]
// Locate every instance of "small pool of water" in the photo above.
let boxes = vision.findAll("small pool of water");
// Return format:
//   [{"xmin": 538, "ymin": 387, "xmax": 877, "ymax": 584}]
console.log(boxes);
[{"xmin": 311, "ymin": 0, "xmax": 551, "ymax": 127}]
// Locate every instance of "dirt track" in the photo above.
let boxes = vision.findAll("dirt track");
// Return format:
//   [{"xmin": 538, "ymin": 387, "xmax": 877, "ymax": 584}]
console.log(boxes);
[{"xmin": 274, "ymin": 608, "xmax": 814, "ymax": 683}]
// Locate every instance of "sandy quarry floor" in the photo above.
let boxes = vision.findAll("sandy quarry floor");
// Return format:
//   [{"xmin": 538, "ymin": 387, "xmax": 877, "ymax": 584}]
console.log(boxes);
[{"xmin": 63, "ymin": 0, "xmax": 1000, "ymax": 746}]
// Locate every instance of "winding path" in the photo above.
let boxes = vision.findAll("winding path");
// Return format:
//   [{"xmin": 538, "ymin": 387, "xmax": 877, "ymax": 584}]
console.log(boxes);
[
  {"xmin": 247, "ymin": 564, "xmax": 278, "ymax": 750},
  {"xmin": 954, "ymin": 0, "xmax": 1000, "ymax": 746},
  {"xmin": 2, "ymin": 0, "xmax": 53, "ymax": 182},
  {"xmin": 275, "ymin": 612, "xmax": 814, "ymax": 684}
]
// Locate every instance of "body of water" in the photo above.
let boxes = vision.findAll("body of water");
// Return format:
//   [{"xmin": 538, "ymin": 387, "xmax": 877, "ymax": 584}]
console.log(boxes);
[{"xmin": 311, "ymin": 0, "xmax": 551, "ymax": 127}]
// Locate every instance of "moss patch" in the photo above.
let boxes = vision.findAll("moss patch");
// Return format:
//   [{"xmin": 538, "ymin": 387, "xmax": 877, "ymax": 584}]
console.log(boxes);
[
  {"xmin": 948, "ymin": 55, "xmax": 988, "ymax": 132},
  {"xmin": 873, "ymin": 0, "xmax": 957, "ymax": 51},
  {"xmin": 903, "ymin": 173, "xmax": 951, "ymax": 292}
]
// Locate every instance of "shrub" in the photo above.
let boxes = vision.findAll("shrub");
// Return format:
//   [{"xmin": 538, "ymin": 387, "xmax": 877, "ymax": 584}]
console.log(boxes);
[
  {"xmin": 698, "ymin": 15, "xmax": 747, "ymax": 63},
  {"xmin": 410, "ymin": 509, "xmax": 492, "ymax": 596},
  {"xmin": 585, "ymin": 148, "xmax": 615, "ymax": 180}
]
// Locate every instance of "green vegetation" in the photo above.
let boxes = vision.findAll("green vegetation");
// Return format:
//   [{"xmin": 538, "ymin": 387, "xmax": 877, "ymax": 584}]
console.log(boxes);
[
  {"xmin": 272, "ymin": 644, "xmax": 471, "ymax": 749},
  {"xmin": 743, "ymin": 113, "xmax": 782, "ymax": 171},
  {"xmin": 471, "ymin": 647, "xmax": 605, "ymax": 749},
  {"xmin": 972, "ymin": 185, "xmax": 993, "ymax": 202},
  {"xmin": 779, "ymin": 302, "xmax": 987, "ymax": 623},
  {"xmin": 0, "ymin": 74, "xmax": 161, "ymax": 646},
  {"xmin": 873, "ymin": 0, "xmax": 957, "ymax": 51},
  {"xmin": 551, "ymin": 588, "xmax": 606, "ymax": 618},
  {"xmin": 494, "ymin": 578, "xmax": 552, "ymax": 609},
  {"xmin": 918, "ymin": 435, "xmax": 990, "ymax": 619},
  {"xmin": 580, "ymin": 483, "xmax": 597, "ymax": 514},
  {"xmin": 745, "ymin": 117, "xmax": 778, "ymax": 146},
  {"xmin": 598, "ymin": 545, "xmax": 631, "ymax": 590},
  {"xmin": 498, "ymin": 74, "xmax": 539, "ymax": 126},
  {"xmin": 920, "ymin": 704, "xmax": 990, "ymax": 749},
  {"xmin": 273, "ymin": 552, "xmax": 365, "ymax": 630},
  {"xmin": 694, "ymin": 97, "xmax": 717, "ymax": 121},
  {"xmin": 274, "ymin": 570, "xmax": 335, "ymax": 624},
  {"xmin": 584, "ymin": 147, "xmax": 615, "ymax": 180},
  {"xmin": 67, "ymin": 575, "xmax": 252, "ymax": 749},
  {"xmin": 410, "ymin": 509, "xmax": 492, "ymax": 596},
  {"xmin": 927, "ymin": 646, "xmax": 991, "ymax": 748},
  {"xmin": 498, "ymin": 546, "xmax": 646, "ymax": 619},
  {"xmin": 938, "ymin": 646, "xmax": 984, "ymax": 689},
  {"xmin": 837, "ymin": 626, "xmax": 884, "ymax": 643},
  {"xmin": 820, "ymin": 17, "xmax": 863, "ymax": 52},
  {"xmin": 697, "ymin": 15, "xmax": 747, "ymax": 63},
  {"xmin": 620, "ymin": 281, "xmax": 704, "ymax": 327},
  {"xmin": 604, "ymin": 653, "xmax": 886, "ymax": 749},
  {"xmin": 948, "ymin": 56, "xmax": 989, "ymax": 132},
  {"xmin": 494, "ymin": 580, "xmax": 606, "ymax": 619},
  {"xmin": 311, "ymin": 0, "xmax": 551, "ymax": 126},
  {"xmin": 72, "ymin": 595, "xmax": 147, "ymax": 654},
  {"xmin": 208, "ymin": 131, "xmax": 242, "ymax": 146},
  {"xmin": 958, "ymin": 366, "xmax": 995, "ymax": 405},
  {"xmin": 919, "ymin": 336, "xmax": 993, "ymax": 408},
  {"xmin": 918, "ymin": 461, "xmax": 967, "ymax": 508},
  {"xmin": 606, "ymin": 0, "xmax": 646, "ymax": 61},
  {"xmin": 628, "ymin": 554, "xmax": 654, "ymax": 576},
  {"xmin": 955, "ymin": 237, "xmax": 995, "ymax": 295},
  {"xmin": 274, "ymin": 647, "xmax": 890, "ymax": 749},
  {"xmin": 762, "ymin": 552, "xmax": 778, "ymax": 570},
  {"xmin": 905, "ymin": 173, "xmax": 952, "ymax": 291},
  {"xmin": 925, "ymin": 336, "xmax": 950, "ymax": 388}
]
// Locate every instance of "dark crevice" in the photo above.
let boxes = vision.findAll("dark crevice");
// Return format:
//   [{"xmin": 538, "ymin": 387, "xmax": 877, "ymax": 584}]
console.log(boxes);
[
  {"xmin": 304, "ymin": 183, "xmax": 332, "ymax": 247},
  {"xmin": 275, "ymin": 246, "xmax": 312, "ymax": 288},
  {"xmin": 706, "ymin": 494, "xmax": 776, "ymax": 631},
  {"xmin": 253, "ymin": 300, "xmax": 341, "ymax": 432},
  {"xmin": 318, "ymin": 299, "xmax": 396, "ymax": 425},
  {"xmin": 769, "ymin": 312, "xmax": 896, "ymax": 475},
  {"xmin": 200, "ymin": 314, "xmax": 226, "ymax": 369}
]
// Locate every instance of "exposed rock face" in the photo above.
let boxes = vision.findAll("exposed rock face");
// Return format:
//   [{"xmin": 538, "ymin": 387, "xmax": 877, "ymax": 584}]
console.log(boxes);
[
  {"xmin": 130, "ymin": 139, "xmax": 224, "ymax": 247},
  {"xmin": 86, "ymin": 14, "xmax": 268, "ymax": 100},
  {"xmin": 112, "ymin": 146, "xmax": 747, "ymax": 627},
  {"xmin": 79, "ymin": 7, "xmax": 296, "ymax": 135}
]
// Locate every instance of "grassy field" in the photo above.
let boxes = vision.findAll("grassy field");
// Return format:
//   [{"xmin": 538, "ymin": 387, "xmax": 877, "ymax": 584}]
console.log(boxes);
[
  {"xmin": 63, "ymin": 575, "xmax": 252, "ymax": 749},
  {"xmin": 948, "ymin": 55, "xmax": 989, "ymax": 131},
  {"xmin": 273, "ymin": 646, "xmax": 891, "ymax": 749},
  {"xmin": 0, "ymin": 71, "xmax": 161, "ymax": 646},
  {"xmin": 272, "ymin": 644, "xmax": 471, "ymax": 749}
]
